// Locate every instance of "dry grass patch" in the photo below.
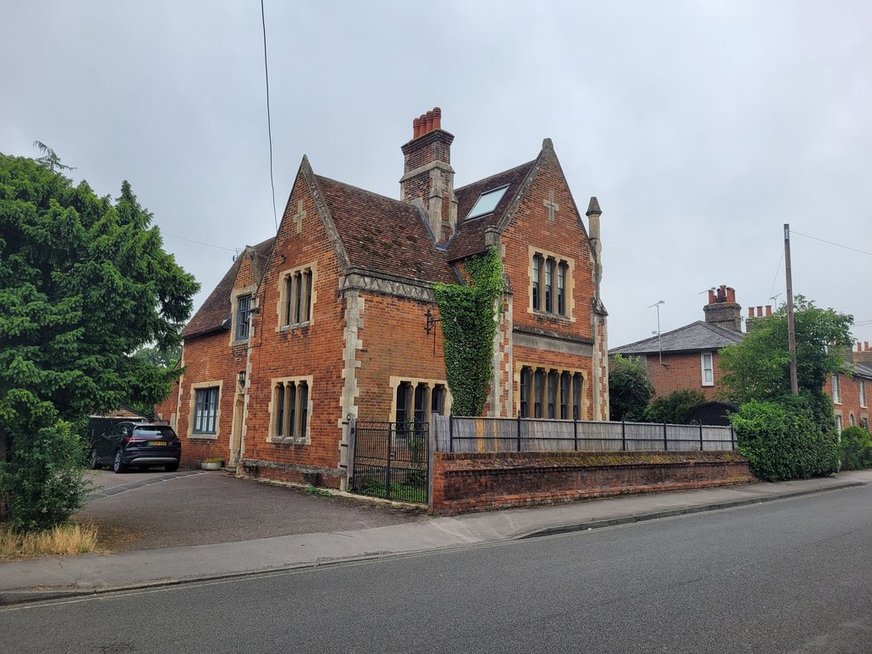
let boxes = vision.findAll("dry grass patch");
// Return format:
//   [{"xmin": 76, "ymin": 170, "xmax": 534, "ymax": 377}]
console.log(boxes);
[{"xmin": 0, "ymin": 522, "xmax": 99, "ymax": 561}]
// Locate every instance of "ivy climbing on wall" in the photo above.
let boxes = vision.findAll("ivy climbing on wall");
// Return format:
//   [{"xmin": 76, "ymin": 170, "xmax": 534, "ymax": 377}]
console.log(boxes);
[{"xmin": 433, "ymin": 247, "xmax": 503, "ymax": 416}]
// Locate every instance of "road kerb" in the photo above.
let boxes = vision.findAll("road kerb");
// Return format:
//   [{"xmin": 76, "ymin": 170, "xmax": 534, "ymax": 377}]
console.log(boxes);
[{"xmin": 514, "ymin": 480, "xmax": 864, "ymax": 540}]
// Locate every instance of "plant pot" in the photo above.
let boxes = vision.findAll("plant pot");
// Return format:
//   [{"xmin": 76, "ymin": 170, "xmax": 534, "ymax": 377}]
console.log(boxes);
[{"xmin": 201, "ymin": 461, "xmax": 223, "ymax": 471}]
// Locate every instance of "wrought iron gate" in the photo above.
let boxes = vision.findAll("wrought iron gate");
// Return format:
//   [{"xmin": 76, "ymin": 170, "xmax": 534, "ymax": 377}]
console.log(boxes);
[{"xmin": 350, "ymin": 420, "xmax": 429, "ymax": 503}]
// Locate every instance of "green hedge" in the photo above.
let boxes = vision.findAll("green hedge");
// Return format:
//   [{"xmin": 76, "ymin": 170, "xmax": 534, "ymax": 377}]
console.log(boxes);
[
  {"xmin": 731, "ymin": 399, "xmax": 839, "ymax": 482},
  {"xmin": 839, "ymin": 425, "xmax": 872, "ymax": 471}
]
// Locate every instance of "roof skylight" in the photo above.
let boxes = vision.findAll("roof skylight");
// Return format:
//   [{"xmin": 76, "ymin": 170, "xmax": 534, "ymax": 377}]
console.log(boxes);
[{"xmin": 467, "ymin": 185, "xmax": 509, "ymax": 220}]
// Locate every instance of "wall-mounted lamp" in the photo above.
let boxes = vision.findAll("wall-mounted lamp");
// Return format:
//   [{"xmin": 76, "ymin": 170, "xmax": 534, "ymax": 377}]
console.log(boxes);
[{"xmin": 424, "ymin": 307, "xmax": 442, "ymax": 335}]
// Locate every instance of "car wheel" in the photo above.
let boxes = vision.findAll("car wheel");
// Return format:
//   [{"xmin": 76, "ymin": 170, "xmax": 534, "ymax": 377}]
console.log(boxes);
[
  {"xmin": 166, "ymin": 463, "xmax": 179, "ymax": 472},
  {"xmin": 112, "ymin": 450, "xmax": 127, "ymax": 474},
  {"xmin": 88, "ymin": 448, "xmax": 100, "ymax": 470}
]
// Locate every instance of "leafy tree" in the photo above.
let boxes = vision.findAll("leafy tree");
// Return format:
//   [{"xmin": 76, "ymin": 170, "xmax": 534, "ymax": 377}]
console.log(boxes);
[
  {"xmin": 0, "ymin": 150, "xmax": 198, "ymax": 530},
  {"xmin": 643, "ymin": 389, "xmax": 706, "ymax": 424},
  {"xmin": 127, "ymin": 343, "xmax": 183, "ymax": 418},
  {"xmin": 719, "ymin": 297, "xmax": 853, "ymax": 404},
  {"xmin": 609, "ymin": 354, "xmax": 653, "ymax": 421}
]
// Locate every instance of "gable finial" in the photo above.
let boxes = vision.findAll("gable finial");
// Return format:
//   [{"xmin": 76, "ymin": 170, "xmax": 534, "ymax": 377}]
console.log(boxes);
[{"xmin": 542, "ymin": 137, "xmax": 553, "ymax": 150}]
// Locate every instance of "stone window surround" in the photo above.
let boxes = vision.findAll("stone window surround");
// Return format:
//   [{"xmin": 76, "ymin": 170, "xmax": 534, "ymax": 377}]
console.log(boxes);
[
  {"xmin": 389, "ymin": 376, "xmax": 453, "ymax": 425},
  {"xmin": 276, "ymin": 262, "xmax": 317, "ymax": 331},
  {"xmin": 188, "ymin": 380, "xmax": 223, "ymax": 441},
  {"xmin": 527, "ymin": 245, "xmax": 575, "ymax": 322},
  {"xmin": 701, "ymin": 352, "xmax": 715, "ymax": 387},
  {"xmin": 268, "ymin": 375, "xmax": 314, "ymax": 445},
  {"xmin": 515, "ymin": 363, "xmax": 587, "ymax": 420},
  {"xmin": 860, "ymin": 379, "xmax": 867, "ymax": 408},
  {"xmin": 832, "ymin": 374, "xmax": 841, "ymax": 405},
  {"xmin": 229, "ymin": 284, "xmax": 258, "ymax": 346}
]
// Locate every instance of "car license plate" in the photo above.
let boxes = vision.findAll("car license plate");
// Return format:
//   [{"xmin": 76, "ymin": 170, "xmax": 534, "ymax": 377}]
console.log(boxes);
[{"xmin": 150, "ymin": 441, "xmax": 167, "ymax": 447}]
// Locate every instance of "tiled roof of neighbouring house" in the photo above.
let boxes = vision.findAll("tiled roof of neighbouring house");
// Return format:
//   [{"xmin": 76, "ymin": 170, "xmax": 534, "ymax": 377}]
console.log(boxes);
[
  {"xmin": 610, "ymin": 320, "xmax": 745, "ymax": 356},
  {"xmin": 181, "ymin": 237, "xmax": 275, "ymax": 339},
  {"xmin": 854, "ymin": 363, "xmax": 872, "ymax": 380}
]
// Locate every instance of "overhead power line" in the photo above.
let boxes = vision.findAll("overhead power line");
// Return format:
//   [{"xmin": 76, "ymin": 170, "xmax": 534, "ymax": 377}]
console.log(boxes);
[
  {"xmin": 163, "ymin": 231, "xmax": 236, "ymax": 253},
  {"xmin": 768, "ymin": 249, "xmax": 784, "ymax": 305},
  {"xmin": 260, "ymin": 0, "xmax": 278, "ymax": 231},
  {"xmin": 791, "ymin": 229, "xmax": 872, "ymax": 257}
]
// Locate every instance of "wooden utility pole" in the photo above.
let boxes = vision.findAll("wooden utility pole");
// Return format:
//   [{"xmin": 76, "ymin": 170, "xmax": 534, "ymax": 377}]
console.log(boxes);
[{"xmin": 784, "ymin": 224, "xmax": 799, "ymax": 395}]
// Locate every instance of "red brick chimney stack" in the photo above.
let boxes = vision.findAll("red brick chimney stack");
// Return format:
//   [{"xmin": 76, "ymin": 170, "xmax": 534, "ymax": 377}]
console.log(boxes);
[
  {"xmin": 400, "ymin": 106, "xmax": 458, "ymax": 243},
  {"xmin": 703, "ymin": 285, "xmax": 742, "ymax": 333}
]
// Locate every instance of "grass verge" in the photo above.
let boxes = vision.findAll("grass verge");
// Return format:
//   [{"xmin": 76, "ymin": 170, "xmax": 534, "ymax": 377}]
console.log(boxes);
[{"xmin": 0, "ymin": 522, "xmax": 99, "ymax": 561}]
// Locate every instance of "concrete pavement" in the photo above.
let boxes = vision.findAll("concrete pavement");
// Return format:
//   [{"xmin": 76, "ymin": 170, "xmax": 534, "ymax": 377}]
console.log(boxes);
[{"xmin": 2, "ymin": 470, "xmax": 871, "ymax": 606}]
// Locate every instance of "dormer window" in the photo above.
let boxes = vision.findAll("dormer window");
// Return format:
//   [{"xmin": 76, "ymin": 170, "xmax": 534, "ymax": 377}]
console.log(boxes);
[{"xmin": 467, "ymin": 185, "xmax": 509, "ymax": 220}]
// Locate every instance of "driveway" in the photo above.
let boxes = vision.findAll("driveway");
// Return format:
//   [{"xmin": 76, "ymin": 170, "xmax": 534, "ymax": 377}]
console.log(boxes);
[{"xmin": 77, "ymin": 470, "xmax": 427, "ymax": 552}]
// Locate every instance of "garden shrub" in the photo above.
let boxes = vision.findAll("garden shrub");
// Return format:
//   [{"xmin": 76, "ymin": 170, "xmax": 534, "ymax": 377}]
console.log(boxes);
[
  {"xmin": 643, "ymin": 389, "xmax": 706, "ymax": 424},
  {"xmin": 0, "ymin": 420, "xmax": 89, "ymax": 532},
  {"xmin": 839, "ymin": 425, "xmax": 872, "ymax": 471},
  {"xmin": 731, "ymin": 399, "xmax": 839, "ymax": 481}
]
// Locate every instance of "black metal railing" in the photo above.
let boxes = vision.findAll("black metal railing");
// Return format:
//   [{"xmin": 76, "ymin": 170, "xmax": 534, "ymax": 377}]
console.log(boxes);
[
  {"xmin": 436, "ymin": 415, "xmax": 736, "ymax": 454},
  {"xmin": 350, "ymin": 420, "xmax": 429, "ymax": 503}
]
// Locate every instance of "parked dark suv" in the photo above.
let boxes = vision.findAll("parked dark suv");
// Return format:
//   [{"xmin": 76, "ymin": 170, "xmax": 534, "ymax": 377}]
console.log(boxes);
[{"xmin": 88, "ymin": 421, "xmax": 182, "ymax": 473}]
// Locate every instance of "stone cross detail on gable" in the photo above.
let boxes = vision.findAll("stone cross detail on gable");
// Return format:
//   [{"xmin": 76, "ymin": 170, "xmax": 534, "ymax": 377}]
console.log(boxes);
[
  {"xmin": 293, "ymin": 200, "xmax": 306, "ymax": 234},
  {"xmin": 543, "ymin": 189, "xmax": 560, "ymax": 222}
]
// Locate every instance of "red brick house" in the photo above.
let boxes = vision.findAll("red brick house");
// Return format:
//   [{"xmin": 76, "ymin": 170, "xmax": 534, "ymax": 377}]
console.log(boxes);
[
  {"xmin": 156, "ymin": 108, "xmax": 609, "ymax": 488},
  {"xmin": 612, "ymin": 288, "xmax": 871, "ymax": 434},
  {"xmin": 610, "ymin": 286, "xmax": 745, "ymax": 400},
  {"xmin": 825, "ymin": 342, "xmax": 872, "ymax": 432}
]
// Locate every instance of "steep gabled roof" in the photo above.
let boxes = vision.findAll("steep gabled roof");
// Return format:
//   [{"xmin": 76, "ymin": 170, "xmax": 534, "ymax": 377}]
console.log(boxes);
[
  {"xmin": 314, "ymin": 174, "xmax": 457, "ymax": 284},
  {"xmin": 181, "ymin": 237, "xmax": 275, "ymax": 339},
  {"xmin": 611, "ymin": 321, "xmax": 744, "ymax": 356},
  {"xmin": 446, "ymin": 159, "xmax": 536, "ymax": 261}
]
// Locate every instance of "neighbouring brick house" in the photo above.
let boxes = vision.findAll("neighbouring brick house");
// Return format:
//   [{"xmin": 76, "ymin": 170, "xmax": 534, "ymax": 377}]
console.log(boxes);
[
  {"xmin": 156, "ymin": 108, "xmax": 609, "ymax": 488},
  {"xmin": 825, "ymin": 342, "xmax": 872, "ymax": 432},
  {"xmin": 610, "ymin": 285, "xmax": 745, "ymax": 400},
  {"xmin": 612, "ymin": 288, "xmax": 871, "ymax": 433}
]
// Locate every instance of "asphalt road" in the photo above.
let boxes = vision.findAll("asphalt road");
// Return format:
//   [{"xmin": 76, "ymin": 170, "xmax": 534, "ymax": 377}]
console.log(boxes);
[
  {"xmin": 4, "ymin": 484, "xmax": 872, "ymax": 653},
  {"xmin": 78, "ymin": 470, "xmax": 425, "ymax": 551}
]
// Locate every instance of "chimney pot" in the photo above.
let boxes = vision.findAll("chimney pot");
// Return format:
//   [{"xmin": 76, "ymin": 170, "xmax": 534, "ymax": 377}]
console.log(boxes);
[
  {"xmin": 426, "ymin": 110, "xmax": 434, "ymax": 133},
  {"xmin": 748, "ymin": 307, "xmax": 755, "ymax": 318},
  {"xmin": 858, "ymin": 342, "xmax": 863, "ymax": 352},
  {"xmin": 866, "ymin": 341, "xmax": 870, "ymax": 351},
  {"xmin": 433, "ymin": 106, "xmax": 441, "ymax": 130},
  {"xmin": 413, "ymin": 117, "xmax": 421, "ymax": 139},
  {"xmin": 726, "ymin": 287, "xmax": 736, "ymax": 303},
  {"xmin": 708, "ymin": 290, "xmax": 716, "ymax": 304},
  {"xmin": 756, "ymin": 305, "xmax": 763, "ymax": 315},
  {"xmin": 765, "ymin": 305, "xmax": 772, "ymax": 316}
]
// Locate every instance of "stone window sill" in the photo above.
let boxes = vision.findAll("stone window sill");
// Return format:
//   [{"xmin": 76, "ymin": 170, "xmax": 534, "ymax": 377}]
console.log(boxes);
[
  {"xmin": 268, "ymin": 436, "xmax": 309, "ymax": 446},
  {"xmin": 533, "ymin": 310, "xmax": 571, "ymax": 322},
  {"xmin": 189, "ymin": 433, "xmax": 218, "ymax": 441},
  {"xmin": 278, "ymin": 321, "xmax": 311, "ymax": 333}
]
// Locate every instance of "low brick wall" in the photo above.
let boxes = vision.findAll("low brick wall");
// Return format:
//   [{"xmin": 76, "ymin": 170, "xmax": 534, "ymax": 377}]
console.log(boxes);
[{"xmin": 431, "ymin": 451, "xmax": 753, "ymax": 514}]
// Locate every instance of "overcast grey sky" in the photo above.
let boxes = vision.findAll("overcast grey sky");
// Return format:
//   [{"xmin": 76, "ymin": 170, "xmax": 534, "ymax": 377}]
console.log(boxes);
[{"xmin": 3, "ymin": 1, "xmax": 870, "ymax": 348}]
